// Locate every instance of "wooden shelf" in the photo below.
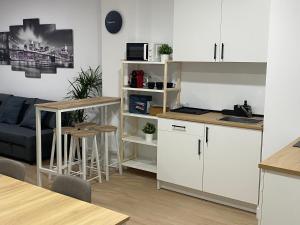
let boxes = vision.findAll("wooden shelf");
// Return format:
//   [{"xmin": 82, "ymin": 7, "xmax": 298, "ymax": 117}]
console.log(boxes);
[
  {"xmin": 122, "ymin": 112, "xmax": 157, "ymax": 120},
  {"xmin": 123, "ymin": 87, "xmax": 164, "ymax": 93},
  {"xmin": 122, "ymin": 135, "xmax": 157, "ymax": 147},
  {"xmin": 122, "ymin": 86, "xmax": 180, "ymax": 93},
  {"xmin": 122, "ymin": 159, "xmax": 157, "ymax": 173},
  {"xmin": 120, "ymin": 59, "xmax": 181, "ymax": 174},
  {"xmin": 122, "ymin": 60, "xmax": 165, "ymax": 65}
]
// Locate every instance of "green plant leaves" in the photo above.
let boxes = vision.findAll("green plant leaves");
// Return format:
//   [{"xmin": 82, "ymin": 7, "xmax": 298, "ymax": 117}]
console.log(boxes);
[
  {"xmin": 67, "ymin": 66, "xmax": 102, "ymax": 123},
  {"xmin": 159, "ymin": 44, "xmax": 173, "ymax": 55},
  {"xmin": 142, "ymin": 122, "xmax": 156, "ymax": 134}
]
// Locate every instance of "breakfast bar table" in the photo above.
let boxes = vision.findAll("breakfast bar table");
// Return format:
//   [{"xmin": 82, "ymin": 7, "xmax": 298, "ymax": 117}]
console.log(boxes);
[
  {"xmin": 35, "ymin": 97, "xmax": 121, "ymax": 186},
  {"xmin": 0, "ymin": 175, "xmax": 129, "ymax": 225}
]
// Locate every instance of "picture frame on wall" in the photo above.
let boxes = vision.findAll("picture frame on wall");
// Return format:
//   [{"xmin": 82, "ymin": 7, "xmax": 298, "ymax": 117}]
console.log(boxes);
[
  {"xmin": 0, "ymin": 32, "xmax": 10, "ymax": 65},
  {"xmin": 0, "ymin": 18, "xmax": 74, "ymax": 78}
]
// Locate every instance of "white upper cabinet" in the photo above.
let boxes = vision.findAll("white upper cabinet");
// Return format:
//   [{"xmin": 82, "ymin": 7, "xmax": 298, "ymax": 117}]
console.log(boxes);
[
  {"xmin": 220, "ymin": 0, "xmax": 270, "ymax": 62},
  {"xmin": 173, "ymin": 0, "xmax": 270, "ymax": 62},
  {"xmin": 173, "ymin": 0, "xmax": 222, "ymax": 62}
]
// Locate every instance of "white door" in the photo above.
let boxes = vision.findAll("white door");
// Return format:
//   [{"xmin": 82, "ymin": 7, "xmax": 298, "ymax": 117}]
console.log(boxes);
[
  {"xmin": 220, "ymin": 0, "xmax": 270, "ymax": 62},
  {"xmin": 260, "ymin": 172, "xmax": 300, "ymax": 225},
  {"xmin": 173, "ymin": 0, "xmax": 222, "ymax": 62},
  {"xmin": 158, "ymin": 131, "xmax": 203, "ymax": 190},
  {"xmin": 203, "ymin": 124, "xmax": 262, "ymax": 204}
]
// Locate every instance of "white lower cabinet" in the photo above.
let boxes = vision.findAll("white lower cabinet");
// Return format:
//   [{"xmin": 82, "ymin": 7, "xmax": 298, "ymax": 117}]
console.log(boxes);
[
  {"xmin": 157, "ymin": 119, "xmax": 262, "ymax": 205},
  {"xmin": 203, "ymin": 124, "xmax": 262, "ymax": 204},
  {"xmin": 259, "ymin": 171, "xmax": 300, "ymax": 225},
  {"xmin": 157, "ymin": 119, "xmax": 205, "ymax": 190}
]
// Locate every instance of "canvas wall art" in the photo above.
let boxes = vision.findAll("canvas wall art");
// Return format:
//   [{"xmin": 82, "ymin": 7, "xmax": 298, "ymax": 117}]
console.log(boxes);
[
  {"xmin": 0, "ymin": 32, "xmax": 10, "ymax": 65},
  {"xmin": 0, "ymin": 18, "xmax": 74, "ymax": 78}
]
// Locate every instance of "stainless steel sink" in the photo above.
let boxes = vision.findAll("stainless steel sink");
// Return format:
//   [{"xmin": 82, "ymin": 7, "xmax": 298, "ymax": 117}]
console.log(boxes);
[{"xmin": 219, "ymin": 116, "xmax": 263, "ymax": 124}]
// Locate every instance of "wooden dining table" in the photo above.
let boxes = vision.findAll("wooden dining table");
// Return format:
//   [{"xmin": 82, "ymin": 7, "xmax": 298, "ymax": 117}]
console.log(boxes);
[{"xmin": 0, "ymin": 175, "xmax": 129, "ymax": 225}]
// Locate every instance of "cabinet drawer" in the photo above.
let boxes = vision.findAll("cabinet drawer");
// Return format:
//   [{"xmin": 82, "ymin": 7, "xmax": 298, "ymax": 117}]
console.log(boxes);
[{"xmin": 158, "ymin": 118, "xmax": 205, "ymax": 136}]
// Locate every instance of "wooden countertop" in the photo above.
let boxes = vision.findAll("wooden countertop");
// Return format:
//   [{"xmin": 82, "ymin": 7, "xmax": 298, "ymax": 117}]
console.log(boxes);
[
  {"xmin": 259, "ymin": 138, "xmax": 300, "ymax": 176},
  {"xmin": 157, "ymin": 112, "xmax": 263, "ymax": 131},
  {"xmin": 35, "ymin": 97, "xmax": 121, "ymax": 110},
  {"xmin": 0, "ymin": 175, "xmax": 129, "ymax": 225}
]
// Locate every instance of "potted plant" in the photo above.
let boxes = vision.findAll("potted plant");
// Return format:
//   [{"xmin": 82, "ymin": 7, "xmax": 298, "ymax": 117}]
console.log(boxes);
[
  {"xmin": 159, "ymin": 44, "xmax": 173, "ymax": 63},
  {"xmin": 142, "ymin": 122, "xmax": 156, "ymax": 142},
  {"xmin": 67, "ymin": 66, "xmax": 102, "ymax": 123}
]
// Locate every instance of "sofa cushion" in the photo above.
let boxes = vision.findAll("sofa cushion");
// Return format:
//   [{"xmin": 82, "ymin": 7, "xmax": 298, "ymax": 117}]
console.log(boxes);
[
  {"xmin": 0, "ymin": 123, "xmax": 51, "ymax": 148},
  {"xmin": 20, "ymin": 104, "xmax": 47, "ymax": 130},
  {"xmin": 17, "ymin": 97, "xmax": 36, "ymax": 124},
  {"xmin": 0, "ymin": 96, "xmax": 26, "ymax": 124},
  {"xmin": 0, "ymin": 94, "xmax": 13, "ymax": 119},
  {"xmin": 0, "ymin": 93, "xmax": 12, "ymax": 106}
]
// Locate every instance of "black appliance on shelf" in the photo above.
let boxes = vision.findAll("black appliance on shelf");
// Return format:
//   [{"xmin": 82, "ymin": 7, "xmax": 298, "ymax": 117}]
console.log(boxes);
[
  {"xmin": 126, "ymin": 43, "xmax": 148, "ymax": 61},
  {"xmin": 171, "ymin": 107, "xmax": 210, "ymax": 115}
]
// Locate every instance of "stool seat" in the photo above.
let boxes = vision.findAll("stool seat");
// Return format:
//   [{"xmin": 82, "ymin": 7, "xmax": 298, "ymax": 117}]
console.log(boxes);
[
  {"xmin": 70, "ymin": 130, "xmax": 98, "ymax": 138},
  {"xmin": 92, "ymin": 125, "xmax": 117, "ymax": 133},
  {"xmin": 74, "ymin": 122, "xmax": 97, "ymax": 130},
  {"xmin": 53, "ymin": 127, "xmax": 78, "ymax": 134}
]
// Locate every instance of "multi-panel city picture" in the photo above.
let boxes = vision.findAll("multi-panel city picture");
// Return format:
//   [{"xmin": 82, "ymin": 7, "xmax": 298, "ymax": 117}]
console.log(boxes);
[
  {"xmin": 0, "ymin": 18, "xmax": 74, "ymax": 78},
  {"xmin": 0, "ymin": 32, "xmax": 10, "ymax": 65}
]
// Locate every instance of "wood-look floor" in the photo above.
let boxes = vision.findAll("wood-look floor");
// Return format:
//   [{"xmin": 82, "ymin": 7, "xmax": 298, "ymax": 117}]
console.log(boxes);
[{"xmin": 24, "ymin": 164, "xmax": 257, "ymax": 225}]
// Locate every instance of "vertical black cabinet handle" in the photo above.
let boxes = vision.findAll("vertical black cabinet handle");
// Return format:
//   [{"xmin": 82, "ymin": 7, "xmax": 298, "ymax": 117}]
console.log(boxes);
[
  {"xmin": 206, "ymin": 127, "xmax": 209, "ymax": 143},
  {"xmin": 198, "ymin": 139, "xmax": 201, "ymax": 155},
  {"xmin": 214, "ymin": 44, "xmax": 217, "ymax": 60},
  {"xmin": 221, "ymin": 43, "xmax": 224, "ymax": 60}
]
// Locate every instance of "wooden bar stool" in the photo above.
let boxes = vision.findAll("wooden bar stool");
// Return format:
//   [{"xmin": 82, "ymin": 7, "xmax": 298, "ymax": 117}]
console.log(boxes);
[
  {"xmin": 49, "ymin": 127, "xmax": 78, "ymax": 180},
  {"xmin": 92, "ymin": 125, "xmax": 122, "ymax": 181},
  {"xmin": 68, "ymin": 130, "xmax": 101, "ymax": 183},
  {"xmin": 74, "ymin": 122, "xmax": 97, "ymax": 130}
]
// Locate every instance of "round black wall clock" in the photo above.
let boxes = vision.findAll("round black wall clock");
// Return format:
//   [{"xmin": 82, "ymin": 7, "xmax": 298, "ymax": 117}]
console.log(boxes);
[{"xmin": 105, "ymin": 10, "xmax": 122, "ymax": 34}]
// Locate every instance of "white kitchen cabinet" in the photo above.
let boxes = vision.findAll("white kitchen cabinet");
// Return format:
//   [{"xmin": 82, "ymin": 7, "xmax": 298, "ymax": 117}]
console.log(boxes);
[
  {"xmin": 173, "ymin": 0, "xmax": 270, "ymax": 62},
  {"xmin": 220, "ymin": 0, "xmax": 270, "ymax": 62},
  {"xmin": 173, "ymin": 0, "xmax": 222, "ymax": 62},
  {"xmin": 259, "ymin": 171, "xmax": 300, "ymax": 225},
  {"xmin": 203, "ymin": 124, "xmax": 262, "ymax": 204},
  {"xmin": 157, "ymin": 119, "xmax": 205, "ymax": 190}
]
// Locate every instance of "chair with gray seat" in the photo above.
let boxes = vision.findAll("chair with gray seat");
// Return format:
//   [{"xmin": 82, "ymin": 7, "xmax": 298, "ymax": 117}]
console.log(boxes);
[
  {"xmin": 51, "ymin": 175, "xmax": 92, "ymax": 203},
  {"xmin": 0, "ymin": 158, "xmax": 26, "ymax": 181}
]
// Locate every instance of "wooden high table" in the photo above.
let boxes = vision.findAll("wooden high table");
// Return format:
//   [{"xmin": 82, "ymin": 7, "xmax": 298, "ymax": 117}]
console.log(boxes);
[
  {"xmin": 35, "ymin": 97, "xmax": 121, "ymax": 186},
  {"xmin": 0, "ymin": 175, "xmax": 129, "ymax": 225}
]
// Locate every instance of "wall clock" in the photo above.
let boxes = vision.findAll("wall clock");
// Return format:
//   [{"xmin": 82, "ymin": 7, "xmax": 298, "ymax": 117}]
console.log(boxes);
[{"xmin": 105, "ymin": 10, "xmax": 122, "ymax": 34}]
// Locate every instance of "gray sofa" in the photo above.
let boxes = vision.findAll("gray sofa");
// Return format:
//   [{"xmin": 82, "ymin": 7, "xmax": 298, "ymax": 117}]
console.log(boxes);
[{"xmin": 0, "ymin": 93, "xmax": 57, "ymax": 163}]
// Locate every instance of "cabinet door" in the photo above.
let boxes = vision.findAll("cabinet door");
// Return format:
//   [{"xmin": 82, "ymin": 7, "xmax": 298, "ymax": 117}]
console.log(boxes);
[
  {"xmin": 173, "ymin": 0, "xmax": 222, "ymax": 62},
  {"xmin": 220, "ymin": 0, "xmax": 270, "ymax": 62},
  {"xmin": 260, "ymin": 172, "xmax": 300, "ymax": 225},
  {"xmin": 158, "ymin": 130, "xmax": 204, "ymax": 190},
  {"xmin": 203, "ymin": 124, "xmax": 261, "ymax": 204}
]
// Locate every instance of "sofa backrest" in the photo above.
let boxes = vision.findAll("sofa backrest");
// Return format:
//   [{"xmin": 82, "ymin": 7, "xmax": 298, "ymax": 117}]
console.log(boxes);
[{"xmin": 0, "ymin": 93, "xmax": 70, "ymax": 129}]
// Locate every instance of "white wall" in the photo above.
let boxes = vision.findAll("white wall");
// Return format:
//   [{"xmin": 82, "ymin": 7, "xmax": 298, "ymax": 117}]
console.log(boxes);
[
  {"xmin": 101, "ymin": 0, "xmax": 266, "ymax": 114},
  {"xmin": 0, "ymin": 0, "xmax": 101, "ymax": 100},
  {"xmin": 262, "ymin": 0, "xmax": 300, "ymax": 159},
  {"xmin": 181, "ymin": 62, "xmax": 266, "ymax": 114},
  {"xmin": 101, "ymin": 0, "xmax": 174, "ymax": 97}
]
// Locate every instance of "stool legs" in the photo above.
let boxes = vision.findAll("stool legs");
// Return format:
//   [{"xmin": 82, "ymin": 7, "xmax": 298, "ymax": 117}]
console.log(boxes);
[
  {"xmin": 49, "ymin": 132, "xmax": 69, "ymax": 180},
  {"xmin": 105, "ymin": 133, "xmax": 109, "ymax": 181},
  {"xmin": 67, "ymin": 137, "xmax": 74, "ymax": 175},
  {"xmin": 114, "ymin": 131, "xmax": 122, "ymax": 175},
  {"xmin": 68, "ymin": 134, "xmax": 101, "ymax": 183},
  {"xmin": 82, "ymin": 137, "xmax": 87, "ymax": 180},
  {"xmin": 49, "ymin": 132, "xmax": 56, "ymax": 181},
  {"xmin": 93, "ymin": 136, "xmax": 102, "ymax": 183},
  {"xmin": 63, "ymin": 133, "xmax": 68, "ymax": 174}
]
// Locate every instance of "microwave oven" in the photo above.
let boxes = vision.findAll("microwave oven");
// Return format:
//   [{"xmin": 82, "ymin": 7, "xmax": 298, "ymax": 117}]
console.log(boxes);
[
  {"xmin": 126, "ymin": 43, "xmax": 148, "ymax": 61},
  {"xmin": 126, "ymin": 43, "xmax": 162, "ymax": 61}
]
